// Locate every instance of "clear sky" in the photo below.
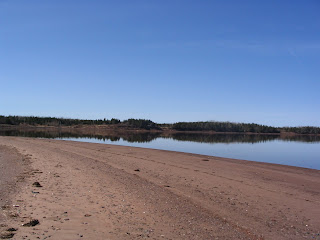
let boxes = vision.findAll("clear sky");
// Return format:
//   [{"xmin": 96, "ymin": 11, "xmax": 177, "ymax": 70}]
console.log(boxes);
[{"xmin": 1, "ymin": 0, "xmax": 319, "ymax": 126}]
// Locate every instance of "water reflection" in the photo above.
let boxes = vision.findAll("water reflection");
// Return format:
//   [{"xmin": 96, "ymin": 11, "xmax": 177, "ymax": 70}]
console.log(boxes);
[
  {"xmin": 1, "ymin": 130, "xmax": 319, "ymax": 144},
  {"xmin": 167, "ymin": 133, "xmax": 280, "ymax": 144},
  {"xmin": 2, "ymin": 129, "xmax": 320, "ymax": 169},
  {"xmin": 0, "ymin": 130, "xmax": 161, "ymax": 143}
]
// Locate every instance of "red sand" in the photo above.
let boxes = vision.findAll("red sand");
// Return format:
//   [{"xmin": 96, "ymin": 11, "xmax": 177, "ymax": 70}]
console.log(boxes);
[{"xmin": 0, "ymin": 136, "xmax": 319, "ymax": 239}]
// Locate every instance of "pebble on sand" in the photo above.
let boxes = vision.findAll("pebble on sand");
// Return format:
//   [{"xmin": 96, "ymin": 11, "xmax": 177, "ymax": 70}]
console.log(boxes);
[
  {"xmin": 32, "ymin": 182, "xmax": 42, "ymax": 188},
  {"xmin": 22, "ymin": 219, "xmax": 40, "ymax": 227}
]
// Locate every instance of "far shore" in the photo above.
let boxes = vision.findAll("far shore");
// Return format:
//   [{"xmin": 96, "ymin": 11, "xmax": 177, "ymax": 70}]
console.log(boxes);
[
  {"xmin": 0, "ymin": 136, "xmax": 319, "ymax": 239},
  {"xmin": 1, "ymin": 124, "xmax": 319, "ymax": 136}
]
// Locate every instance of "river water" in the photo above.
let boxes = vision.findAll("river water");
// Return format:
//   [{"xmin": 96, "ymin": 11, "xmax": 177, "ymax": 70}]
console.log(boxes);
[{"xmin": 1, "ymin": 130, "xmax": 319, "ymax": 170}]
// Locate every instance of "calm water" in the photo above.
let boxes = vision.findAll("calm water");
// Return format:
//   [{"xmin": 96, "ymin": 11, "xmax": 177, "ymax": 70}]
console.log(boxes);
[{"xmin": 1, "ymin": 130, "xmax": 320, "ymax": 170}]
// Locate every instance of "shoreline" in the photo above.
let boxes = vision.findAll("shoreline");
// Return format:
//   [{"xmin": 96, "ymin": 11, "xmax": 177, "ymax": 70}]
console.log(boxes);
[
  {"xmin": 1, "ymin": 124, "xmax": 320, "ymax": 136},
  {"xmin": 63, "ymin": 137, "xmax": 320, "ymax": 171},
  {"xmin": 0, "ymin": 136, "xmax": 319, "ymax": 239}
]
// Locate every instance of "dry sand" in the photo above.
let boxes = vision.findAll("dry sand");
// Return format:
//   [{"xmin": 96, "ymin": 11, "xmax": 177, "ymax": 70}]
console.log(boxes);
[{"xmin": 0, "ymin": 136, "xmax": 319, "ymax": 240}]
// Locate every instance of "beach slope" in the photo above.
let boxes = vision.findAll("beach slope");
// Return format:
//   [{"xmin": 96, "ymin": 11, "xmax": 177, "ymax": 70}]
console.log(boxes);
[{"xmin": 0, "ymin": 136, "xmax": 319, "ymax": 239}]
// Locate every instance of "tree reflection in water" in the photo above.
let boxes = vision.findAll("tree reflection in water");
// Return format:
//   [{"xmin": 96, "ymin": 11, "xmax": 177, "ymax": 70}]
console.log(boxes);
[{"xmin": 1, "ymin": 130, "xmax": 319, "ymax": 143}]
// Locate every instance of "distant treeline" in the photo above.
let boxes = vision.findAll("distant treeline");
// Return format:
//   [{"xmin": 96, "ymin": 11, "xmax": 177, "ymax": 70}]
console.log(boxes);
[
  {"xmin": 172, "ymin": 121, "xmax": 280, "ymax": 133},
  {"xmin": 0, "ymin": 115, "xmax": 159, "ymax": 130},
  {"xmin": 0, "ymin": 115, "xmax": 121, "ymax": 126},
  {"xmin": 280, "ymin": 126, "xmax": 320, "ymax": 135},
  {"xmin": 122, "ymin": 118, "xmax": 160, "ymax": 130},
  {"xmin": 171, "ymin": 121, "xmax": 320, "ymax": 134},
  {"xmin": 1, "ymin": 115, "xmax": 319, "ymax": 134}
]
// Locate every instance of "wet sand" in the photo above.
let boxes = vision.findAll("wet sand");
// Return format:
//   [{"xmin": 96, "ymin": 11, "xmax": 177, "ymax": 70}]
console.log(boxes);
[{"xmin": 0, "ymin": 136, "xmax": 319, "ymax": 239}]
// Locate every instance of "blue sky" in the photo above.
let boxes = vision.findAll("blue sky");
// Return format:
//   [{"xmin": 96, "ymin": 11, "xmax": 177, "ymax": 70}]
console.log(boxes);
[{"xmin": 1, "ymin": 0, "xmax": 319, "ymax": 126}]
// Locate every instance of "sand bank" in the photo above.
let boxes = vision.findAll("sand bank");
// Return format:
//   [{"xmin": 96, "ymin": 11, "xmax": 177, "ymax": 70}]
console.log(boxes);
[{"xmin": 0, "ymin": 136, "xmax": 319, "ymax": 239}]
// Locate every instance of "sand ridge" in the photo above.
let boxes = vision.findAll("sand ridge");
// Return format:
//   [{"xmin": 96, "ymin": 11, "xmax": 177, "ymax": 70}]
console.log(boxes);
[{"xmin": 0, "ymin": 136, "xmax": 319, "ymax": 239}]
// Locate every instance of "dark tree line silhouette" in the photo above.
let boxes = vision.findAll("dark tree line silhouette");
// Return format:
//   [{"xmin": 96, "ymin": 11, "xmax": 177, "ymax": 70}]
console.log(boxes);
[
  {"xmin": 122, "ymin": 118, "xmax": 160, "ymax": 130},
  {"xmin": 280, "ymin": 126, "xmax": 320, "ymax": 134},
  {"xmin": 172, "ymin": 121, "xmax": 280, "ymax": 133},
  {"xmin": 0, "ymin": 115, "xmax": 120, "ymax": 126},
  {"xmin": 0, "ymin": 115, "xmax": 158, "ymax": 130},
  {"xmin": 0, "ymin": 115, "xmax": 319, "ymax": 134}
]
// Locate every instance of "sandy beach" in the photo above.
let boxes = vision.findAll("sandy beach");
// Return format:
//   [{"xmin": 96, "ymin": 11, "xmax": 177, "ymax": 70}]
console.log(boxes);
[{"xmin": 0, "ymin": 136, "xmax": 319, "ymax": 240}]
